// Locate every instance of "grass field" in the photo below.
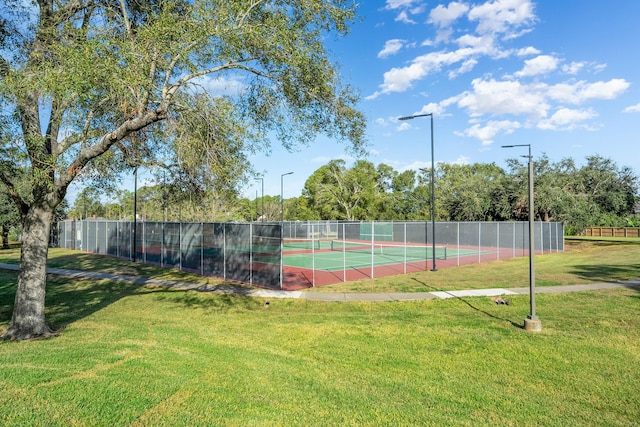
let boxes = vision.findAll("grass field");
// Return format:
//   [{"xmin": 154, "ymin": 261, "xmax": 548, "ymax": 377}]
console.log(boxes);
[{"xmin": 0, "ymin": 239, "xmax": 639, "ymax": 425}]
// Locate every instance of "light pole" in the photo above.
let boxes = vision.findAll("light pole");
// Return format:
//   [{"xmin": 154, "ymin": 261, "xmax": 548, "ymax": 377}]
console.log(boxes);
[
  {"xmin": 399, "ymin": 112, "xmax": 437, "ymax": 271},
  {"xmin": 133, "ymin": 166, "xmax": 138, "ymax": 263},
  {"xmin": 502, "ymin": 144, "xmax": 541, "ymax": 332},
  {"xmin": 281, "ymin": 172, "xmax": 294, "ymax": 222},
  {"xmin": 255, "ymin": 176, "xmax": 264, "ymax": 222}
]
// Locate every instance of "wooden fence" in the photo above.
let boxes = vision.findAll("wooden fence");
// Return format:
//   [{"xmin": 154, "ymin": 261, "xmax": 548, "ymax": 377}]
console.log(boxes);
[{"xmin": 584, "ymin": 227, "xmax": 640, "ymax": 238}]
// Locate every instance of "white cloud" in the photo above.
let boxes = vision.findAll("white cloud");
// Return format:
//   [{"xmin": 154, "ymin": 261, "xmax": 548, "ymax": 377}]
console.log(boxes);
[
  {"xmin": 396, "ymin": 122, "xmax": 413, "ymax": 131},
  {"xmin": 378, "ymin": 39, "xmax": 405, "ymax": 58},
  {"xmin": 368, "ymin": 48, "xmax": 478, "ymax": 98},
  {"xmin": 623, "ymin": 103, "xmax": 640, "ymax": 113},
  {"xmin": 397, "ymin": 102, "xmax": 446, "ymax": 120},
  {"xmin": 448, "ymin": 58, "xmax": 478, "ymax": 79},
  {"xmin": 562, "ymin": 61, "xmax": 586, "ymax": 75},
  {"xmin": 537, "ymin": 108, "xmax": 597, "ymax": 130},
  {"xmin": 428, "ymin": 2, "xmax": 470, "ymax": 28},
  {"xmin": 384, "ymin": 0, "xmax": 418, "ymax": 10},
  {"xmin": 385, "ymin": 0, "xmax": 424, "ymax": 23},
  {"xmin": 375, "ymin": 117, "xmax": 388, "ymax": 126},
  {"xmin": 516, "ymin": 46, "xmax": 541, "ymax": 56},
  {"xmin": 457, "ymin": 78, "xmax": 550, "ymax": 119},
  {"xmin": 515, "ymin": 54, "xmax": 558, "ymax": 77},
  {"xmin": 369, "ymin": 1, "xmax": 538, "ymax": 99},
  {"xmin": 468, "ymin": 0, "xmax": 536, "ymax": 36},
  {"xmin": 395, "ymin": 11, "xmax": 416, "ymax": 24},
  {"xmin": 547, "ymin": 79, "xmax": 630, "ymax": 104},
  {"xmin": 456, "ymin": 120, "xmax": 521, "ymax": 145},
  {"xmin": 455, "ymin": 34, "xmax": 489, "ymax": 49}
]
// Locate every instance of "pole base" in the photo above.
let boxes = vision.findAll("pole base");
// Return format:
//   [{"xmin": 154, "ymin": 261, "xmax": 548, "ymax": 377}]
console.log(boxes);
[{"xmin": 524, "ymin": 317, "xmax": 542, "ymax": 332}]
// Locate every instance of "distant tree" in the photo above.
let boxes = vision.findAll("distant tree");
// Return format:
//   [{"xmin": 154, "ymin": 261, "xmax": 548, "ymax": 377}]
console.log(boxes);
[
  {"xmin": 302, "ymin": 160, "xmax": 379, "ymax": 220},
  {"xmin": 68, "ymin": 188, "xmax": 106, "ymax": 220},
  {"xmin": 577, "ymin": 155, "xmax": 638, "ymax": 218},
  {"xmin": 437, "ymin": 163, "xmax": 506, "ymax": 221},
  {"xmin": 0, "ymin": 187, "xmax": 20, "ymax": 248}
]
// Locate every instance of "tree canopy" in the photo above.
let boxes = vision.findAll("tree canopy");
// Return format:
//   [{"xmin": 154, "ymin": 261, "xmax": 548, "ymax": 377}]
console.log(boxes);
[{"xmin": 0, "ymin": 0, "xmax": 365, "ymax": 340}]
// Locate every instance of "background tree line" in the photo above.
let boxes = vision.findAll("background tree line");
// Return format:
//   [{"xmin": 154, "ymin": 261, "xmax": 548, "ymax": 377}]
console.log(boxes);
[{"xmin": 60, "ymin": 154, "xmax": 639, "ymax": 236}]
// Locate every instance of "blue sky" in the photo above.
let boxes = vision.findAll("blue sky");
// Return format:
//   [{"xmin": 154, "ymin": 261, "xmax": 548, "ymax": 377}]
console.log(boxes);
[
  {"xmin": 66, "ymin": 0, "xmax": 640, "ymax": 204},
  {"xmin": 244, "ymin": 0, "xmax": 640, "ymax": 200}
]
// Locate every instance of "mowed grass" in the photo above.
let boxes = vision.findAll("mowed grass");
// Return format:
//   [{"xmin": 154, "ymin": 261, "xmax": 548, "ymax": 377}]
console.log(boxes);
[
  {"xmin": 308, "ymin": 238, "xmax": 640, "ymax": 293},
  {"xmin": 0, "ymin": 240, "xmax": 638, "ymax": 426}
]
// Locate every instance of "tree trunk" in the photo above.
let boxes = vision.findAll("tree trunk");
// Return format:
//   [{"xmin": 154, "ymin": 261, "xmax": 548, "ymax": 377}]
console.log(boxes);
[
  {"xmin": 1, "ymin": 226, "xmax": 9, "ymax": 249},
  {"xmin": 2, "ymin": 204, "xmax": 54, "ymax": 340}
]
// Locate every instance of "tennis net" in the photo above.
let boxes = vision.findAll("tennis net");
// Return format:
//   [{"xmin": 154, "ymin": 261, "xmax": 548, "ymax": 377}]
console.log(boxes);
[{"xmin": 330, "ymin": 240, "xmax": 447, "ymax": 260}]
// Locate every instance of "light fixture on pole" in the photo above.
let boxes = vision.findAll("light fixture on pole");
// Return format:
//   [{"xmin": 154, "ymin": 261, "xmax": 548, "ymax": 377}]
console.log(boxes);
[
  {"xmin": 255, "ymin": 176, "xmax": 264, "ymax": 222},
  {"xmin": 501, "ymin": 144, "xmax": 542, "ymax": 332},
  {"xmin": 399, "ymin": 112, "xmax": 437, "ymax": 272},
  {"xmin": 281, "ymin": 172, "xmax": 294, "ymax": 222}
]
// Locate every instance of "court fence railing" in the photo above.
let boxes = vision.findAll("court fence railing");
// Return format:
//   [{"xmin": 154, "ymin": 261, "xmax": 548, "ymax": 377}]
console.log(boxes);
[
  {"xmin": 51, "ymin": 220, "xmax": 284, "ymax": 288},
  {"xmin": 51, "ymin": 220, "xmax": 564, "ymax": 289}
]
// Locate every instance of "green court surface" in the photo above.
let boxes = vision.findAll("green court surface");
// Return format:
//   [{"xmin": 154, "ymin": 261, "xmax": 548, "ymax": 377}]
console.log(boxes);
[{"xmin": 282, "ymin": 243, "xmax": 482, "ymax": 271}]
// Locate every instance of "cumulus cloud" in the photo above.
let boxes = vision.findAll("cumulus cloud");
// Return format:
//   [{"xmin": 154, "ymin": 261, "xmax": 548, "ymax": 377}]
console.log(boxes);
[
  {"xmin": 562, "ymin": 61, "xmax": 586, "ymax": 75},
  {"xmin": 367, "ymin": 48, "xmax": 479, "ymax": 98},
  {"xmin": 456, "ymin": 120, "xmax": 522, "ymax": 145},
  {"xmin": 384, "ymin": 0, "xmax": 418, "ymax": 10},
  {"xmin": 516, "ymin": 46, "xmax": 541, "ymax": 56},
  {"xmin": 547, "ymin": 79, "xmax": 630, "ymax": 104},
  {"xmin": 537, "ymin": 108, "xmax": 597, "ymax": 130},
  {"xmin": 395, "ymin": 11, "xmax": 416, "ymax": 24},
  {"xmin": 396, "ymin": 122, "xmax": 413, "ymax": 131},
  {"xmin": 375, "ymin": 117, "xmax": 388, "ymax": 126},
  {"xmin": 514, "ymin": 54, "xmax": 558, "ymax": 77},
  {"xmin": 378, "ymin": 39, "xmax": 405, "ymax": 58},
  {"xmin": 374, "ymin": 0, "xmax": 629, "ymax": 149},
  {"xmin": 428, "ymin": 2, "xmax": 470, "ymax": 28},
  {"xmin": 385, "ymin": 0, "xmax": 425, "ymax": 24},
  {"xmin": 369, "ymin": 0, "xmax": 537, "ymax": 99},
  {"xmin": 468, "ymin": 0, "xmax": 536, "ymax": 36},
  {"xmin": 449, "ymin": 59, "xmax": 478, "ymax": 79},
  {"xmin": 623, "ymin": 103, "xmax": 640, "ymax": 113},
  {"xmin": 457, "ymin": 78, "xmax": 550, "ymax": 119}
]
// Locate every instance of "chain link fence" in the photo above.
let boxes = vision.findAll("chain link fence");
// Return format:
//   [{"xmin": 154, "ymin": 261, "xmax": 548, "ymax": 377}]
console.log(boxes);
[
  {"xmin": 52, "ymin": 220, "xmax": 283, "ymax": 288},
  {"xmin": 52, "ymin": 220, "xmax": 564, "ymax": 290}
]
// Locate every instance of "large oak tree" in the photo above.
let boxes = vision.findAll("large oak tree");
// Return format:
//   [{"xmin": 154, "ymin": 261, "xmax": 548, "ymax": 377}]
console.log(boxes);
[{"xmin": 0, "ymin": 0, "xmax": 365, "ymax": 340}]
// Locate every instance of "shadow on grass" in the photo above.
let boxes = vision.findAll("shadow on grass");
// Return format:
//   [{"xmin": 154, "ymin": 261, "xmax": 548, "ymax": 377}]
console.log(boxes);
[
  {"xmin": 570, "ymin": 264, "xmax": 640, "ymax": 288},
  {"xmin": 411, "ymin": 278, "xmax": 523, "ymax": 329},
  {"xmin": 0, "ymin": 270, "xmax": 141, "ymax": 333},
  {"xmin": 0, "ymin": 268, "xmax": 260, "ymax": 336},
  {"xmin": 44, "ymin": 252, "xmax": 190, "ymax": 279}
]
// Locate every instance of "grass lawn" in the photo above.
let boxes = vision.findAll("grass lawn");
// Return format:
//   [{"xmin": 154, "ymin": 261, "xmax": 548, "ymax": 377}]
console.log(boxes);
[{"xmin": 0, "ymin": 240, "xmax": 639, "ymax": 425}]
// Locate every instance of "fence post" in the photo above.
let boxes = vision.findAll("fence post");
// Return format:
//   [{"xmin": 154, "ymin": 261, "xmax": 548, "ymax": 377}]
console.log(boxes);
[{"xmin": 371, "ymin": 221, "xmax": 375, "ymax": 279}]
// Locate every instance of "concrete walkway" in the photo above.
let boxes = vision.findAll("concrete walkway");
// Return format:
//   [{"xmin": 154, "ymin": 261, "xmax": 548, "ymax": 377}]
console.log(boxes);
[{"xmin": 1, "ymin": 263, "xmax": 639, "ymax": 302}]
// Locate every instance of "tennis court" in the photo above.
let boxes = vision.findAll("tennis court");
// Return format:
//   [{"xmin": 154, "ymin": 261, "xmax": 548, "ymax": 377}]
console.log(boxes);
[
  {"xmin": 280, "ymin": 238, "xmax": 488, "ymax": 288},
  {"xmin": 283, "ymin": 239, "xmax": 451, "ymax": 270}
]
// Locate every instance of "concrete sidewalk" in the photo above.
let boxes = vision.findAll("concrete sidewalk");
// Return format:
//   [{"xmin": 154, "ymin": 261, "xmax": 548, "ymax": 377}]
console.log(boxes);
[{"xmin": 1, "ymin": 263, "xmax": 639, "ymax": 302}]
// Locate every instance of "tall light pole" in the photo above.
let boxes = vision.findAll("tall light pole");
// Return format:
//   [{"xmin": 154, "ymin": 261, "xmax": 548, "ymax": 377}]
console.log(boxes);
[
  {"xmin": 281, "ymin": 172, "xmax": 294, "ymax": 222},
  {"xmin": 502, "ymin": 144, "xmax": 541, "ymax": 332},
  {"xmin": 255, "ymin": 176, "xmax": 264, "ymax": 222},
  {"xmin": 399, "ymin": 112, "xmax": 437, "ymax": 271},
  {"xmin": 133, "ymin": 166, "xmax": 138, "ymax": 263}
]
